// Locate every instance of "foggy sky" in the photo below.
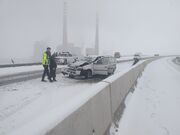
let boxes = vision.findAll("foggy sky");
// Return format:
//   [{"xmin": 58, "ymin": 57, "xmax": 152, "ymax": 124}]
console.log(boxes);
[{"xmin": 0, "ymin": 0, "xmax": 180, "ymax": 59}]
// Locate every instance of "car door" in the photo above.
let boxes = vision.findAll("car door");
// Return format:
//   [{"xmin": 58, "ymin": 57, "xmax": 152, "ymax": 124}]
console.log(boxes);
[
  {"xmin": 108, "ymin": 57, "xmax": 116, "ymax": 74},
  {"xmin": 93, "ymin": 57, "xmax": 109, "ymax": 75}
]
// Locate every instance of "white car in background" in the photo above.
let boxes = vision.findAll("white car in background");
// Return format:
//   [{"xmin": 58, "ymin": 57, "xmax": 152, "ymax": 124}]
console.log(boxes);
[
  {"xmin": 55, "ymin": 52, "xmax": 77, "ymax": 65},
  {"xmin": 61, "ymin": 56, "xmax": 117, "ymax": 78}
]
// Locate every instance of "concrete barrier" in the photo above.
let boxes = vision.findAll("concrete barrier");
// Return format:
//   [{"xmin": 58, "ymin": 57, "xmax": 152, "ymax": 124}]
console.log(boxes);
[
  {"xmin": 42, "ymin": 58, "xmax": 157, "ymax": 135},
  {"xmin": 13, "ymin": 58, "xmax": 157, "ymax": 135},
  {"xmin": 45, "ymin": 82, "xmax": 112, "ymax": 135},
  {"xmin": 44, "ymin": 58, "xmax": 157, "ymax": 135}
]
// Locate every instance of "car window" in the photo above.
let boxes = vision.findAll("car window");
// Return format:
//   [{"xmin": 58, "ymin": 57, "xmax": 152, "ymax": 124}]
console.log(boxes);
[
  {"xmin": 102, "ymin": 58, "xmax": 109, "ymax": 64},
  {"xmin": 109, "ymin": 58, "xmax": 113, "ymax": 64},
  {"xmin": 108, "ymin": 57, "xmax": 115, "ymax": 64},
  {"xmin": 112, "ymin": 58, "xmax": 116, "ymax": 63},
  {"xmin": 96, "ymin": 58, "xmax": 103, "ymax": 64}
]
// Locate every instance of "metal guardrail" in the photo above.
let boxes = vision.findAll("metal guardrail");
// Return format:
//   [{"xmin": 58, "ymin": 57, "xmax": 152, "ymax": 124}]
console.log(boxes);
[
  {"xmin": 0, "ymin": 68, "xmax": 62, "ymax": 86},
  {"xmin": 0, "ymin": 62, "xmax": 41, "ymax": 68},
  {"xmin": 0, "ymin": 56, "xmax": 157, "ymax": 68}
]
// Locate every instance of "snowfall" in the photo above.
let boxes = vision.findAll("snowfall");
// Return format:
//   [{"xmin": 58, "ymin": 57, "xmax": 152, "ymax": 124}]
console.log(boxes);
[
  {"xmin": 0, "ymin": 61, "xmax": 133, "ymax": 135},
  {"xmin": 111, "ymin": 58, "xmax": 180, "ymax": 135},
  {"xmin": 1, "ymin": 58, "xmax": 179, "ymax": 135}
]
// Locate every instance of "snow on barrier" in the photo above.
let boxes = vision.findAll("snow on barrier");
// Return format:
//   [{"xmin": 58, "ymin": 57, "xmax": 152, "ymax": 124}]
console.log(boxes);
[
  {"xmin": 46, "ymin": 83, "xmax": 112, "ymax": 135},
  {"xmin": 42, "ymin": 58, "xmax": 157, "ymax": 135},
  {"xmin": 11, "ymin": 58, "xmax": 157, "ymax": 135}
]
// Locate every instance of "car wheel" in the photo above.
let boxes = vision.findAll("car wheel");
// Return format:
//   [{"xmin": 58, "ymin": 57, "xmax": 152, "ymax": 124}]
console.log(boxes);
[
  {"xmin": 64, "ymin": 59, "xmax": 67, "ymax": 65},
  {"xmin": 85, "ymin": 70, "xmax": 92, "ymax": 79},
  {"xmin": 62, "ymin": 72, "xmax": 65, "ymax": 76},
  {"xmin": 112, "ymin": 69, "xmax": 115, "ymax": 74},
  {"xmin": 108, "ymin": 68, "xmax": 112, "ymax": 75},
  {"xmin": 69, "ymin": 74, "xmax": 74, "ymax": 78}
]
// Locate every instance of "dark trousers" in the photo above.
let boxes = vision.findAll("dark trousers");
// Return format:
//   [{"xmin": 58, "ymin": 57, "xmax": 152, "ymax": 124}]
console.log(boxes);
[
  {"xmin": 42, "ymin": 65, "xmax": 50, "ymax": 80},
  {"xmin": 50, "ymin": 68, "xmax": 56, "ymax": 80},
  {"xmin": 132, "ymin": 59, "xmax": 139, "ymax": 66}
]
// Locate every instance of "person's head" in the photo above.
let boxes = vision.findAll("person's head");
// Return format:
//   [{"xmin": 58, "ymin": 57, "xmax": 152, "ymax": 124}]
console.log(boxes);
[{"xmin": 46, "ymin": 47, "xmax": 51, "ymax": 53}]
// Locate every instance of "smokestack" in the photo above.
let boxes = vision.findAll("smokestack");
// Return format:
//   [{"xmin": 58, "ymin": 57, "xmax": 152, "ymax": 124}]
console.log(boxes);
[
  {"xmin": 95, "ymin": 13, "xmax": 99, "ymax": 55},
  {"xmin": 62, "ymin": 1, "xmax": 68, "ymax": 50}
]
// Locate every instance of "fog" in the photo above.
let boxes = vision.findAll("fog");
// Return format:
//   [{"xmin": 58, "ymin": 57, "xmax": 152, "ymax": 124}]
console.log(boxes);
[{"xmin": 0, "ymin": 0, "xmax": 180, "ymax": 59}]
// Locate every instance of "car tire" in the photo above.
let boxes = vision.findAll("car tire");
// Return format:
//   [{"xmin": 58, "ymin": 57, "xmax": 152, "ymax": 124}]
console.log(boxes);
[
  {"xmin": 64, "ymin": 59, "xmax": 67, "ymax": 65},
  {"xmin": 69, "ymin": 74, "xmax": 74, "ymax": 78},
  {"xmin": 85, "ymin": 70, "xmax": 92, "ymax": 79},
  {"xmin": 112, "ymin": 69, "xmax": 115, "ymax": 74},
  {"xmin": 62, "ymin": 72, "xmax": 65, "ymax": 76},
  {"xmin": 108, "ymin": 68, "xmax": 112, "ymax": 75}
]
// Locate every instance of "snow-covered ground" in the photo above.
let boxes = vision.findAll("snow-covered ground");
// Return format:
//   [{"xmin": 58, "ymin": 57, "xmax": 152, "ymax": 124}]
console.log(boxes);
[
  {"xmin": 0, "ymin": 61, "xmax": 133, "ymax": 135},
  {"xmin": 111, "ymin": 58, "xmax": 180, "ymax": 135}
]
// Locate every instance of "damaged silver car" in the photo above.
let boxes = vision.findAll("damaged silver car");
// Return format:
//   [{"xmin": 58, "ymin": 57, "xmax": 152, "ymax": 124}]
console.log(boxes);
[{"xmin": 61, "ymin": 56, "xmax": 117, "ymax": 78}]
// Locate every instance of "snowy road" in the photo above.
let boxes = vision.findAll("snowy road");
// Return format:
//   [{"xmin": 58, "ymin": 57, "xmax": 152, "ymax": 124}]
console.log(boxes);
[
  {"xmin": 0, "ymin": 65, "xmax": 66, "ymax": 77},
  {"xmin": 0, "ymin": 65, "xmax": 43, "ymax": 77},
  {"xmin": 0, "ymin": 65, "xmax": 66, "ymax": 86},
  {"xmin": 0, "ymin": 61, "xmax": 133, "ymax": 135},
  {"xmin": 111, "ymin": 58, "xmax": 180, "ymax": 135}
]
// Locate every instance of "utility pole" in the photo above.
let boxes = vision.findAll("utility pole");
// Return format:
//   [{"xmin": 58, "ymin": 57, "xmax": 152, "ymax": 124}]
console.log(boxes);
[
  {"xmin": 95, "ymin": 13, "xmax": 99, "ymax": 55},
  {"xmin": 62, "ymin": 1, "xmax": 68, "ymax": 51}
]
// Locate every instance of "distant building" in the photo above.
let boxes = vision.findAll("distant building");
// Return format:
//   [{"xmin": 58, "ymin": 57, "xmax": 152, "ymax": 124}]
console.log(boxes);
[
  {"xmin": 56, "ymin": 2, "xmax": 82, "ymax": 56},
  {"xmin": 86, "ymin": 48, "xmax": 96, "ymax": 56}
]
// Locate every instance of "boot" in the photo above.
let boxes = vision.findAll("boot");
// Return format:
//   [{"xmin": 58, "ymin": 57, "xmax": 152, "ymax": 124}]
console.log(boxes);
[
  {"xmin": 53, "ymin": 77, "xmax": 57, "ymax": 81},
  {"xmin": 41, "ymin": 79, "xmax": 47, "ymax": 82},
  {"xmin": 48, "ymin": 78, "xmax": 53, "ymax": 82}
]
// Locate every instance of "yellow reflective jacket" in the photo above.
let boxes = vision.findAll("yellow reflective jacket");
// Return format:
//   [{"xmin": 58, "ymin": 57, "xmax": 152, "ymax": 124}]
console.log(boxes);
[{"xmin": 41, "ymin": 52, "xmax": 49, "ymax": 65}]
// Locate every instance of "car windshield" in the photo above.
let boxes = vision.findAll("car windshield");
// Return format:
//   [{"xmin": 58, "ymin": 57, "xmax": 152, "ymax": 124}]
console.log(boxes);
[{"xmin": 80, "ymin": 56, "xmax": 97, "ymax": 62}]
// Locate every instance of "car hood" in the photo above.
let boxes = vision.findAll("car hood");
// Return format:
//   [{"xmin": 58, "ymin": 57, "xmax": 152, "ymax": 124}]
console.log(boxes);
[{"xmin": 69, "ymin": 61, "xmax": 89, "ymax": 67}]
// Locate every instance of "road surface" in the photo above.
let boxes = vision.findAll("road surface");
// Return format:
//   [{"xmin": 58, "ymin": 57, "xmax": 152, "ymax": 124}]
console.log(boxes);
[{"xmin": 0, "ymin": 61, "xmax": 133, "ymax": 135}]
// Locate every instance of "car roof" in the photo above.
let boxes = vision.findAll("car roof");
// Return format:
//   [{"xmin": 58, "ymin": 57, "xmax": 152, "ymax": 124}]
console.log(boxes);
[{"xmin": 86, "ymin": 55, "xmax": 114, "ymax": 58}]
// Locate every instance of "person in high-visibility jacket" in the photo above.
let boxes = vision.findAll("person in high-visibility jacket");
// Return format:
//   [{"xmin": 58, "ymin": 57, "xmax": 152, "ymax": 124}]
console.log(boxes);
[
  {"xmin": 49, "ymin": 53, "xmax": 57, "ymax": 81},
  {"xmin": 41, "ymin": 47, "xmax": 52, "ymax": 82}
]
